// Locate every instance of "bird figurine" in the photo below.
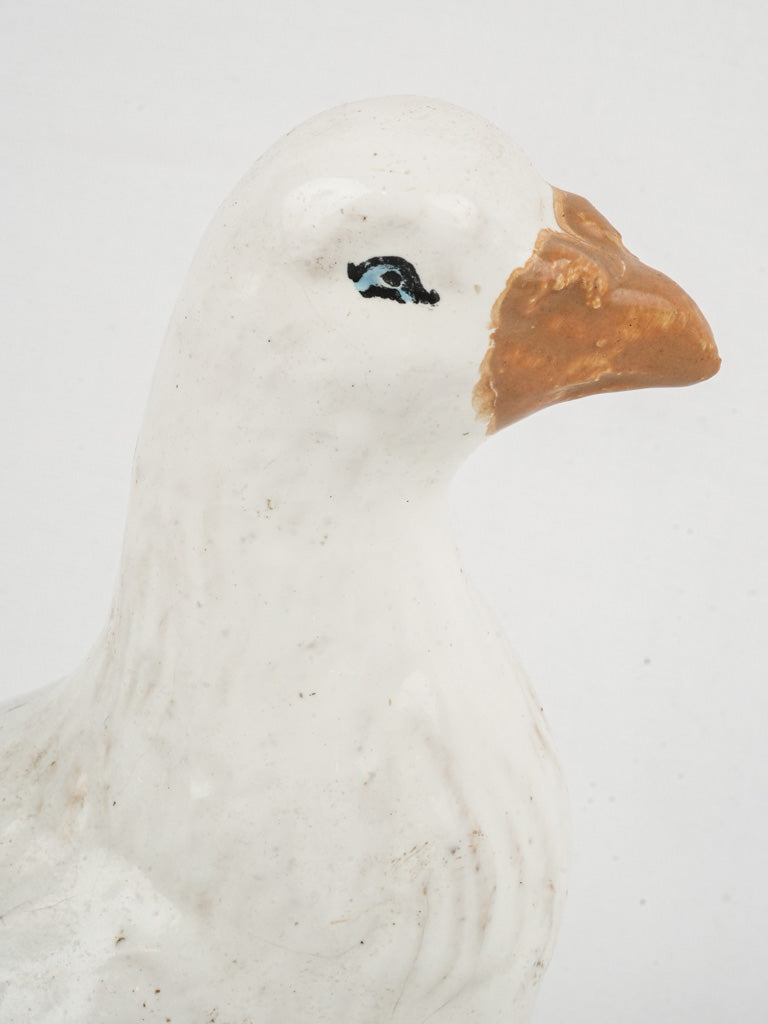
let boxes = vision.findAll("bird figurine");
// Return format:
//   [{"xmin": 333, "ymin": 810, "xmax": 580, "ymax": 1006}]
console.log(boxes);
[{"xmin": 0, "ymin": 97, "xmax": 719, "ymax": 1023}]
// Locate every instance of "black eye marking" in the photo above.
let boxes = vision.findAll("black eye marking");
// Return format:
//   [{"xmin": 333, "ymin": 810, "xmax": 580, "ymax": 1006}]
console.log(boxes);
[{"xmin": 347, "ymin": 256, "xmax": 440, "ymax": 306}]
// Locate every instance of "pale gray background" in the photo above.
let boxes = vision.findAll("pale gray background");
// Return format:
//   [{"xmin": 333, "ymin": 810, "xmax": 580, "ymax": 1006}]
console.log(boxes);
[{"xmin": 1, "ymin": 1, "xmax": 766, "ymax": 1020}]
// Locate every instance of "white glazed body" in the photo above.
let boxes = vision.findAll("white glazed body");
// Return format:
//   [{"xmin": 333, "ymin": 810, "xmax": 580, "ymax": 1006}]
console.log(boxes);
[{"xmin": 0, "ymin": 98, "xmax": 569, "ymax": 1022}]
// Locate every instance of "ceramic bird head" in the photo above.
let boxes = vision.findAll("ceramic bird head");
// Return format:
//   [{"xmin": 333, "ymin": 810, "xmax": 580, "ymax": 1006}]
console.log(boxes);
[{"xmin": 140, "ymin": 96, "xmax": 718, "ymax": 507}]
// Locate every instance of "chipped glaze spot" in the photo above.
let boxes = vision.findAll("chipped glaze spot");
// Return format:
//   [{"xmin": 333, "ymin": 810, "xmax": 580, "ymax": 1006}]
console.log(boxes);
[{"xmin": 474, "ymin": 188, "xmax": 720, "ymax": 431}]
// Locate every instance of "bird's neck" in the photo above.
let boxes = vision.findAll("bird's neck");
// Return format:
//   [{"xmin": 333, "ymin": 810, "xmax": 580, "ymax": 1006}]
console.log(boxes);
[
  {"xmin": 89, "ymin": 410, "xmax": 471, "ymax": 740},
  {"xmin": 77, "ymin": 280, "xmax": 486, "ymax": 794}
]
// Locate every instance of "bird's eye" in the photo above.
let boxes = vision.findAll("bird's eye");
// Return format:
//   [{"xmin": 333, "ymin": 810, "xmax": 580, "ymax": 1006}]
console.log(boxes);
[{"xmin": 347, "ymin": 256, "xmax": 440, "ymax": 306}]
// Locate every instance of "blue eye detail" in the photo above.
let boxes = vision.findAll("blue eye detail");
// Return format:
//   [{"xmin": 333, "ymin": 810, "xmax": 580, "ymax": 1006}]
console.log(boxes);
[{"xmin": 347, "ymin": 256, "xmax": 440, "ymax": 306}]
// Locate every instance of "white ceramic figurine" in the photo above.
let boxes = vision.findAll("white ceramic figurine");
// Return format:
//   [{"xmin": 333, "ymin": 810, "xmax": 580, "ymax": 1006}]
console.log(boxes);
[{"xmin": 0, "ymin": 97, "xmax": 719, "ymax": 1023}]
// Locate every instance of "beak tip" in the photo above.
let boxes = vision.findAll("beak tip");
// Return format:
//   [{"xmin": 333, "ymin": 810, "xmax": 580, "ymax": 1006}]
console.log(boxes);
[{"xmin": 690, "ymin": 309, "xmax": 721, "ymax": 383}]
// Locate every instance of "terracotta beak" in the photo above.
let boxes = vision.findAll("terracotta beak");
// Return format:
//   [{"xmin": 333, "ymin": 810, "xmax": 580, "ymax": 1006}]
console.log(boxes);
[{"xmin": 473, "ymin": 188, "xmax": 720, "ymax": 431}]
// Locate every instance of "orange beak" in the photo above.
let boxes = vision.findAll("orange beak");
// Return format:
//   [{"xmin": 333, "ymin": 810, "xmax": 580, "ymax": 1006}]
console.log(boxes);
[{"xmin": 473, "ymin": 188, "xmax": 720, "ymax": 431}]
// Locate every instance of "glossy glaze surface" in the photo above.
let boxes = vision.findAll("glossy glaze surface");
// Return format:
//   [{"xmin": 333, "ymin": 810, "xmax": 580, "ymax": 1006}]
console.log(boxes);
[{"xmin": 0, "ymin": 97, "xmax": 716, "ymax": 1023}]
